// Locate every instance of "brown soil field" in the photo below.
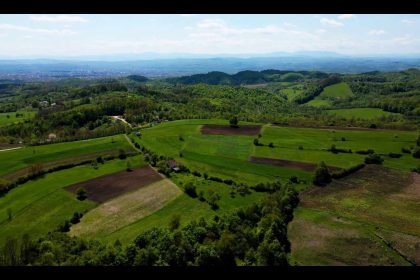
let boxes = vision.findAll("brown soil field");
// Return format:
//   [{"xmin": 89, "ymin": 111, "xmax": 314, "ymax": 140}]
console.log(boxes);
[
  {"xmin": 249, "ymin": 156, "xmax": 341, "ymax": 172},
  {"xmin": 65, "ymin": 165, "xmax": 163, "ymax": 203},
  {"xmin": 200, "ymin": 124, "xmax": 262, "ymax": 136}
]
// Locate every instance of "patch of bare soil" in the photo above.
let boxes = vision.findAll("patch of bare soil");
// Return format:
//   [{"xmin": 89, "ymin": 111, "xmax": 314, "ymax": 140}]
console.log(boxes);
[
  {"xmin": 200, "ymin": 124, "xmax": 262, "ymax": 136},
  {"xmin": 249, "ymin": 156, "xmax": 341, "ymax": 172},
  {"xmin": 65, "ymin": 165, "xmax": 163, "ymax": 203}
]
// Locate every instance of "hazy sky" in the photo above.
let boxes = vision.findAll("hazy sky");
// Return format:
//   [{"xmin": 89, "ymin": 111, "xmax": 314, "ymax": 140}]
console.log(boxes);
[{"xmin": 0, "ymin": 14, "xmax": 419, "ymax": 58}]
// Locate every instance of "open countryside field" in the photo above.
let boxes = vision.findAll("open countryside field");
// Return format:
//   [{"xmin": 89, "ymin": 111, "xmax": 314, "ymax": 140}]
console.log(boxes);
[
  {"xmin": 288, "ymin": 165, "xmax": 420, "ymax": 265},
  {"xmin": 0, "ymin": 109, "xmax": 36, "ymax": 126},
  {"xmin": 326, "ymin": 108, "xmax": 402, "ymax": 120},
  {"xmin": 254, "ymin": 125, "xmax": 419, "ymax": 172},
  {"xmin": 319, "ymin": 82, "xmax": 354, "ymax": 99},
  {"xmin": 132, "ymin": 119, "xmax": 313, "ymax": 184},
  {"xmin": 0, "ymin": 134, "xmax": 134, "ymax": 179},
  {"xmin": 98, "ymin": 172, "xmax": 266, "ymax": 244},
  {"xmin": 0, "ymin": 156, "xmax": 145, "ymax": 245}
]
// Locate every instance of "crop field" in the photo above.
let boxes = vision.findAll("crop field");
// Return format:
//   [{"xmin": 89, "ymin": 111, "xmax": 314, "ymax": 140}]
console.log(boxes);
[
  {"xmin": 70, "ymin": 178, "xmax": 182, "ymax": 239},
  {"xmin": 0, "ymin": 134, "xmax": 134, "ymax": 178},
  {"xmin": 133, "ymin": 119, "xmax": 313, "ymax": 184},
  {"xmin": 98, "ymin": 172, "xmax": 266, "ymax": 244},
  {"xmin": 288, "ymin": 165, "xmax": 420, "ymax": 265},
  {"xmin": 306, "ymin": 98, "xmax": 332, "ymax": 108},
  {"xmin": 326, "ymin": 108, "xmax": 402, "ymax": 120},
  {"xmin": 0, "ymin": 109, "xmax": 36, "ymax": 126},
  {"xmin": 254, "ymin": 125, "xmax": 419, "ymax": 172},
  {"xmin": 0, "ymin": 155, "xmax": 145, "ymax": 245}
]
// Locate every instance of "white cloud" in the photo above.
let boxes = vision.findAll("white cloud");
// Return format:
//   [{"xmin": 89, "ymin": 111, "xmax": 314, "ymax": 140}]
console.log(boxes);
[
  {"xmin": 320, "ymin": 18, "xmax": 343, "ymax": 27},
  {"xmin": 29, "ymin": 15, "xmax": 88, "ymax": 23},
  {"xmin": 197, "ymin": 19, "xmax": 226, "ymax": 29},
  {"xmin": 316, "ymin": 29, "xmax": 326, "ymax": 34},
  {"xmin": 0, "ymin": 23, "xmax": 76, "ymax": 35},
  {"xmin": 283, "ymin": 22, "xmax": 297, "ymax": 28},
  {"xmin": 338, "ymin": 14, "xmax": 355, "ymax": 20},
  {"xmin": 369, "ymin": 29, "xmax": 386, "ymax": 36},
  {"xmin": 178, "ymin": 14, "xmax": 196, "ymax": 17},
  {"xmin": 401, "ymin": 19, "xmax": 415, "ymax": 25}
]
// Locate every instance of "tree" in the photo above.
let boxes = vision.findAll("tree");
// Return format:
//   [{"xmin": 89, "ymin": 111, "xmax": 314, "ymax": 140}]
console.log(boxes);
[
  {"xmin": 169, "ymin": 214, "xmax": 181, "ymax": 231},
  {"xmin": 229, "ymin": 116, "xmax": 238, "ymax": 127},
  {"xmin": 268, "ymin": 142, "xmax": 274, "ymax": 148},
  {"xmin": 413, "ymin": 148, "xmax": 420, "ymax": 159},
  {"xmin": 207, "ymin": 190, "xmax": 221, "ymax": 210},
  {"xmin": 184, "ymin": 182, "xmax": 197, "ymax": 198},
  {"xmin": 365, "ymin": 153, "xmax": 384, "ymax": 164},
  {"xmin": 416, "ymin": 135, "xmax": 420, "ymax": 146},
  {"xmin": 126, "ymin": 159, "xmax": 133, "ymax": 171},
  {"xmin": 76, "ymin": 187, "xmax": 87, "ymax": 201},
  {"xmin": 253, "ymin": 138, "xmax": 260, "ymax": 146},
  {"xmin": 313, "ymin": 161, "xmax": 331, "ymax": 186}
]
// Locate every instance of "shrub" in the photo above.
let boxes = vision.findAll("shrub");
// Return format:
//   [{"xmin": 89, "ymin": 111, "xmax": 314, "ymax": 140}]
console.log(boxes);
[
  {"xmin": 356, "ymin": 149, "xmax": 375, "ymax": 155},
  {"xmin": 207, "ymin": 190, "xmax": 221, "ymax": 210},
  {"xmin": 388, "ymin": 153, "xmax": 402, "ymax": 158},
  {"xmin": 268, "ymin": 142, "xmax": 274, "ymax": 148},
  {"xmin": 118, "ymin": 149, "xmax": 127, "ymax": 159},
  {"xmin": 331, "ymin": 164, "xmax": 365, "ymax": 179},
  {"xmin": 192, "ymin": 171, "xmax": 201, "ymax": 177},
  {"xmin": 203, "ymin": 173, "xmax": 209, "ymax": 179},
  {"xmin": 229, "ymin": 116, "xmax": 238, "ymax": 127},
  {"xmin": 76, "ymin": 187, "xmax": 87, "ymax": 201},
  {"xmin": 369, "ymin": 123, "xmax": 377, "ymax": 129},
  {"xmin": 341, "ymin": 137, "xmax": 346, "ymax": 141},
  {"xmin": 57, "ymin": 220, "xmax": 71, "ymax": 232},
  {"xmin": 298, "ymin": 145, "xmax": 303, "ymax": 150},
  {"xmin": 70, "ymin": 212, "xmax": 83, "ymax": 224},
  {"xmin": 198, "ymin": 191, "xmax": 206, "ymax": 202},
  {"xmin": 365, "ymin": 154, "xmax": 384, "ymax": 164},
  {"xmin": 96, "ymin": 156, "xmax": 104, "ymax": 164},
  {"xmin": 179, "ymin": 135, "xmax": 184, "ymax": 141},
  {"xmin": 413, "ymin": 149, "xmax": 420, "ymax": 159},
  {"xmin": 313, "ymin": 162, "xmax": 332, "ymax": 186},
  {"xmin": 412, "ymin": 165, "xmax": 420, "ymax": 173},
  {"xmin": 169, "ymin": 214, "xmax": 181, "ymax": 231},
  {"xmin": 289, "ymin": 176, "xmax": 299, "ymax": 184},
  {"xmin": 184, "ymin": 183, "xmax": 197, "ymax": 198},
  {"xmin": 209, "ymin": 176, "xmax": 223, "ymax": 183},
  {"xmin": 223, "ymin": 179, "xmax": 234, "ymax": 185},
  {"xmin": 401, "ymin": 147, "xmax": 411, "ymax": 154}
]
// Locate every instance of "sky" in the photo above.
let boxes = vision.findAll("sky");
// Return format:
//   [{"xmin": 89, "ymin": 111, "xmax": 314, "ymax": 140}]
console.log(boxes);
[{"xmin": 0, "ymin": 14, "xmax": 419, "ymax": 58}]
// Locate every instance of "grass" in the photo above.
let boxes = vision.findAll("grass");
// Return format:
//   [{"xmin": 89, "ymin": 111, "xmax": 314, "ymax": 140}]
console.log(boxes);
[
  {"xmin": 326, "ymin": 108, "xmax": 402, "ymax": 120},
  {"xmin": 133, "ymin": 119, "xmax": 313, "ymax": 184},
  {"xmin": 99, "ymin": 172, "xmax": 266, "ymax": 244},
  {"xmin": 0, "ymin": 109, "xmax": 37, "ymax": 126},
  {"xmin": 306, "ymin": 98, "xmax": 332, "ymax": 107},
  {"xmin": 70, "ymin": 178, "xmax": 182, "ymax": 239},
  {"xmin": 281, "ymin": 87, "xmax": 303, "ymax": 101},
  {"xmin": 0, "ymin": 134, "xmax": 134, "ymax": 177},
  {"xmin": 0, "ymin": 156, "xmax": 145, "ymax": 246},
  {"xmin": 319, "ymin": 82, "xmax": 354, "ymax": 99},
  {"xmin": 288, "ymin": 165, "xmax": 420, "ymax": 265},
  {"xmin": 254, "ymin": 125, "xmax": 418, "ymax": 172}
]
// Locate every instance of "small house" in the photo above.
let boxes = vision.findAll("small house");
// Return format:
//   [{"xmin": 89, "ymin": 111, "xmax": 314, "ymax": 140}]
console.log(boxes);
[{"xmin": 166, "ymin": 160, "xmax": 180, "ymax": 172}]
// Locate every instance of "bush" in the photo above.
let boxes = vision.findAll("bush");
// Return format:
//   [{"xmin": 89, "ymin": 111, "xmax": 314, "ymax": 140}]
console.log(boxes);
[
  {"xmin": 413, "ymin": 149, "xmax": 420, "ymax": 159},
  {"xmin": 203, "ymin": 173, "xmax": 209, "ymax": 179},
  {"xmin": 268, "ymin": 142, "xmax": 274, "ymax": 148},
  {"xmin": 70, "ymin": 212, "xmax": 83, "ymax": 224},
  {"xmin": 412, "ymin": 165, "xmax": 420, "ymax": 173},
  {"xmin": 401, "ymin": 147, "xmax": 411, "ymax": 154},
  {"xmin": 192, "ymin": 171, "xmax": 201, "ymax": 177},
  {"xmin": 207, "ymin": 190, "xmax": 221, "ymax": 210},
  {"xmin": 341, "ymin": 137, "xmax": 346, "ymax": 141},
  {"xmin": 388, "ymin": 153, "xmax": 402, "ymax": 158},
  {"xmin": 179, "ymin": 135, "xmax": 184, "ymax": 141},
  {"xmin": 184, "ymin": 183, "xmax": 197, "ymax": 198},
  {"xmin": 76, "ymin": 187, "xmax": 87, "ymax": 201},
  {"xmin": 365, "ymin": 154, "xmax": 384, "ymax": 164},
  {"xmin": 298, "ymin": 145, "xmax": 303, "ymax": 150},
  {"xmin": 331, "ymin": 164, "xmax": 365, "ymax": 179},
  {"xmin": 169, "ymin": 214, "xmax": 181, "ymax": 231},
  {"xmin": 289, "ymin": 176, "xmax": 299, "ymax": 184},
  {"xmin": 223, "ymin": 179, "xmax": 234, "ymax": 185},
  {"xmin": 329, "ymin": 144, "xmax": 351, "ymax": 154},
  {"xmin": 118, "ymin": 149, "xmax": 127, "ymax": 159},
  {"xmin": 356, "ymin": 149, "xmax": 375, "ymax": 155},
  {"xmin": 57, "ymin": 220, "xmax": 71, "ymax": 232},
  {"xmin": 209, "ymin": 176, "xmax": 223, "ymax": 183},
  {"xmin": 229, "ymin": 116, "xmax": 238, "ymax": 127},
  {"xmin": 313, "ymin": 162, "xmax": 332, "ymax": 186},
  {"xmin": 96, "ymin": 156, "xmax": 104, "ymax": 164}
]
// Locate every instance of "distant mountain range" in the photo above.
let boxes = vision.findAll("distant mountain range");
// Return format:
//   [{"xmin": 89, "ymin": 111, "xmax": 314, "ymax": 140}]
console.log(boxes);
[{"xmin": 0, "ymin": 51, "xmax": 420, "ymax": 80}]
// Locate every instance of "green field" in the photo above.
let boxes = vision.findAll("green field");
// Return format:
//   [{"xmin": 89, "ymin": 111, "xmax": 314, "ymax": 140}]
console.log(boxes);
[
  {"xmin": 281, "ymin": 87, "xmax": 304, "ymax": 101},
  {"xmin": 0, "ymin": 156, "xmax": 145, "ymax": 246},
  {"xmin": 306, "ymin": 82, "xmax": 354, "ymax": 108},
  {"xmin": 132, "ymin": 119, "xmax": 313, "ymax": 184},
  {"xmin": 98, "ymin": 172, "xmax": 266, "ymax": 244},
  {"xmin": 0, "ymin": 134, "xmax": 134, "ymax": 178},
  {"xmin": 255, "ymin": 125, "xmax": 419, "ymax": 172},
  {"xmin": 326, "ymin": 108, "xmax": 402, "ymax": 120},
  {"xmin": 0, "ymin": 109, "xmax": 37, "ymax": 126},
  {"xmin": 288, "ymin": 165, "xmax": 420, "ymax": 265},
  {"xmin": 319, "ymin": 82, "xmax": 354, "ymax": 99}
]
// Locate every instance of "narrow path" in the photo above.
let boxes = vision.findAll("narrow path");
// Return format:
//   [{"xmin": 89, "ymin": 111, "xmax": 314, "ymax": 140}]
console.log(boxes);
[
  {"xmin": 124, "ymin": 134, "xmax": 141, "ymax": 153},
  {"xmin": 0, "ymin": 146, "xmax": 22, "ymax": 152},
  {"xmin": 112, "ymin": 116, "xmax": 132, "ymax": 128}
]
